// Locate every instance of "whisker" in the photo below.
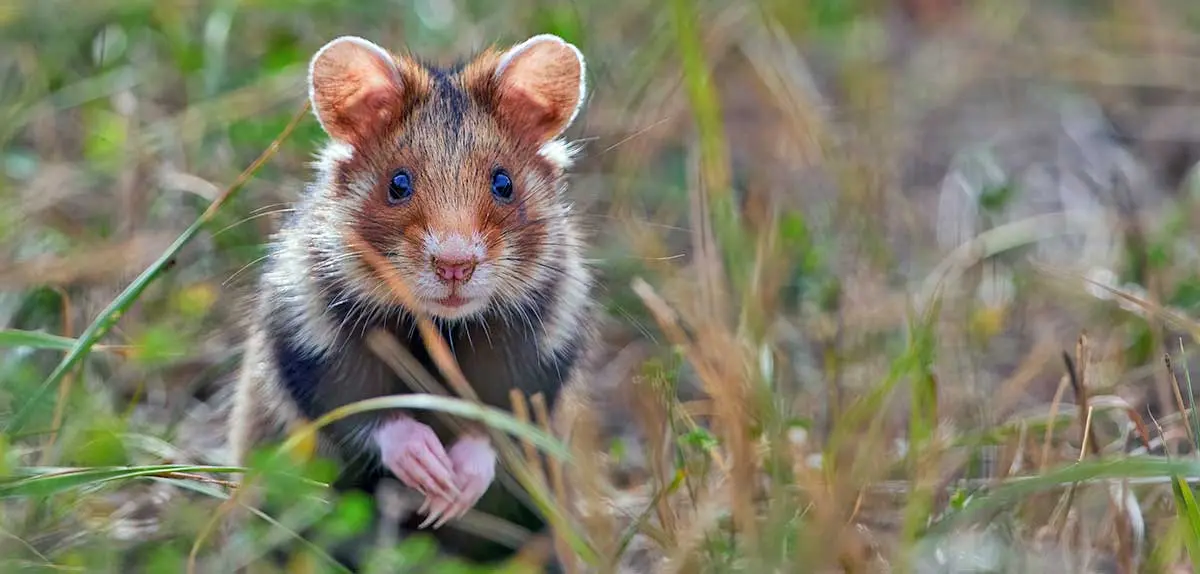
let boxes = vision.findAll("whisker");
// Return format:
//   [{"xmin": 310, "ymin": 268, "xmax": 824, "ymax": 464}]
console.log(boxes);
[
  {"xmin": 248, "ymin": 202, "xmax": 296, "ymax": 216},
  {"xmin": 490, "ymin": 269, "xmax": 591, "ymax": 294},
  {"xmin": 223, "ymin": 254, "xmax": 272, "ymax": 287},
  {"xmin": 212, "ymin": 208, "xmax": 297, "ymax": 238},
  {"xmin": 612, "ymin": 303, "xmax": 658, "ymax": 344},
  {"xmin": 599, "ymin": 117, "xmax": 674, "ymax": 154},
  {"xmin": 478, "ymin": 315, "xmax": 494, "ymax": 347},
  {"xmin": 490, "ymin": 257, "xmax": 595, "ymax": 281},
  {"xmin": 583, "ymin": 254, "xmax": 686, "ymax": 263}
]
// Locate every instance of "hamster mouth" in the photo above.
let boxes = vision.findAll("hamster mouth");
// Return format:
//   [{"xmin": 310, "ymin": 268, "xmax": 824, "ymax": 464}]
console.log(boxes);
[{"xmin": 436, "ymin": 294, "xmax": 469, "ymax": 308}]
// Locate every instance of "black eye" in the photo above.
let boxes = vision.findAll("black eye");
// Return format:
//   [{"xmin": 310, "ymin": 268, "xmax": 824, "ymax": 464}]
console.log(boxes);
[
  {"xmin": 388, "ymin": 170, "xmax": 412, "ymax": 205},
  {"xmin": 490, "ymin": 169, "xmax": 514, "ymax": 203}
]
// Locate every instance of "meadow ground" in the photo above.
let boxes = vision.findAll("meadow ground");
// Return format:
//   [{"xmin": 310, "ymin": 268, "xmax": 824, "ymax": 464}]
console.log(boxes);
[{"xmin": 5, "ymin": 0, "xmax": 1200, "ymax": 572}]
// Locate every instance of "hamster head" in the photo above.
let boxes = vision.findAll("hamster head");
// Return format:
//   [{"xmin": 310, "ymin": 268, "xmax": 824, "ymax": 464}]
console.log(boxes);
[{"xmin": 305, "ymin": 34, "xmax": 587, "ymax": 321}]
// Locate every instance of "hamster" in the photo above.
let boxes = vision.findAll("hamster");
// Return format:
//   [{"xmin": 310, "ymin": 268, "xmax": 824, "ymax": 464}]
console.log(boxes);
[{"xmin": 227, "ymin": 33, "xmax": 596, "ymax": 570}]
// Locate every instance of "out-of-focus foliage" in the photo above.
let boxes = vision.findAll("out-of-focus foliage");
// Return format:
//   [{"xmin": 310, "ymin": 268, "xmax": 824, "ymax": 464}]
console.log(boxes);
[{"xmin": 6, "ymin": 0, "xmax": 1200, "ymax": 572}]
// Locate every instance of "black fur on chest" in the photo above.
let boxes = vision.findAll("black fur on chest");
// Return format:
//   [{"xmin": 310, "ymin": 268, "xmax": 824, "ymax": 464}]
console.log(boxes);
[
  {"xmin": 265, "ymin": 269, "xmax": 582, "ymax": 452},
  {"xmin": 263, "ymin": 270, "xmax": 583, "ymax": 567}
]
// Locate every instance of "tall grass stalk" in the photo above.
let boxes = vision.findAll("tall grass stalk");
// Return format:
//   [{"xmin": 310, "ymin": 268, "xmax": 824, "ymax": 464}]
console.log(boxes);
[{"xmin": 5, "ymin": 102, "xmax": 312, "ymax": 437}]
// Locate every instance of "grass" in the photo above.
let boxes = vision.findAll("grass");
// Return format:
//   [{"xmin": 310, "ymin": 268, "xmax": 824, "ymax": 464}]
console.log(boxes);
[{"xmin": 6, "ymin": 0, "xmax": 1200, "ymax": 572}]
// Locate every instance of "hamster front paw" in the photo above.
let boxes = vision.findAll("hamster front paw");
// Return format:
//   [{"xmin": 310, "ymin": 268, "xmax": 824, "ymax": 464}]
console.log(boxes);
[
  {"xmin": 374, "ymin": 416, "xmax": 460, "ymax": 502},
  {"xmin": 417, "ymin": 434, "xmax": 497, "ymax": 529}
]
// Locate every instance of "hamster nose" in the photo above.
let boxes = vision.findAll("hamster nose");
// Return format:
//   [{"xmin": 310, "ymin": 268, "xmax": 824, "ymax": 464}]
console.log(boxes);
[{"xmin": 433, "ymin": 257, "xmax": 477, "ymax": 284}]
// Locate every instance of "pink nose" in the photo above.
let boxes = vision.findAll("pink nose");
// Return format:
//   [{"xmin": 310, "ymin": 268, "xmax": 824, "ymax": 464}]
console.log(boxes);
[{"xmin": 433, "ymin": 257, "xmax": 476, "ymax": 284}]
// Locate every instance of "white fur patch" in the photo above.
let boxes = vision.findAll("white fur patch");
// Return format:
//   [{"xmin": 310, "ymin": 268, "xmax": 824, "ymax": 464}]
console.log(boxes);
[
  {"xmin": 264, "ymin": 227, "xmax": 342, "ymax": 353},
  {"xmin": 539, "ymin": 138, "xmax": 581, "ymax": 171},
  {"xmin": 318, "ymin": 141, "xmax": 355, "ymax": 166},
  {"xmin": 537, "ymin": 222, "xmax": 593, "ymax": 359},
  {"xmin": 423, "ymin": 231, "xmax": 487, "ymax": 262}
]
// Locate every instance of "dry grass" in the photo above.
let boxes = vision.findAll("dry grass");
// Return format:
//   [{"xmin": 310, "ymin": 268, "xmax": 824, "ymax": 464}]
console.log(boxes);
[{"xmin": 6, "ymin": 0, "xmax": 1200, "ymax": 572}]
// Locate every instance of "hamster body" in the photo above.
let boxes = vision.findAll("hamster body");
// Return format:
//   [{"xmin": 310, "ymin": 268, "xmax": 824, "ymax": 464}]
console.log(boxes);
[{"xmin": 228, "ymin": 34, "xmax": 595, "ymax": 570}]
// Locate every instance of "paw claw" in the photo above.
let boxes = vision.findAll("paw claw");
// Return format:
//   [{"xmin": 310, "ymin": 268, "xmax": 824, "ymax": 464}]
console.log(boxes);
[
  {"xmin": 432, "ymin": 506, "xmax": 456, "ymax": 529},
  {"xmin": 429, "ymin": 435, "xmax": 498, "ymax": 527},
  {"xmin": 418, "ymin": 495, "xmax": 452, "ymax": 529},
  {"xmin": 375, "ymin": 417, "xmax": 460, "ymax": 501},
  {"xmin": 380, "ymin": 428, "xmax": 498, "ymax": 530}
]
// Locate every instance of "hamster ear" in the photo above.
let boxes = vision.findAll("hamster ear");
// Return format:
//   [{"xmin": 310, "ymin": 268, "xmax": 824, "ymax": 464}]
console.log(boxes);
[
  {"xmin": 308, "ymin": 36, "xmax": 406, "ymax": 146},
  {"xmin": 492, "ymin": 34, "xmax": 586, "ymax": 144}
]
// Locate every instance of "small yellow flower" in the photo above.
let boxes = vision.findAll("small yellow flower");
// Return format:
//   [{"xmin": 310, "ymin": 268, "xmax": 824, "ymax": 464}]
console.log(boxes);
[
  {"xmin": 284, "ymin": 423, "xmax": 318, "ymax": 464},
  {"xmin": 968, "ymin": 305, "xmax": 1006, "ymax": 343},
  {"xmin": 173, "ymin": 282, "xmax": 218, "ymax": 319}
]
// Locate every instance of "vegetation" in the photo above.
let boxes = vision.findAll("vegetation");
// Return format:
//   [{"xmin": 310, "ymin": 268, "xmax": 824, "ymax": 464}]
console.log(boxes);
[{"xmin": 5, "ymin": 0, "xmax": 1200, "ymax": 572}]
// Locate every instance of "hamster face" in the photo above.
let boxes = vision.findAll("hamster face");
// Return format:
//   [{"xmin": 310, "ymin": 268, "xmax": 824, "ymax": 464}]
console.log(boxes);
[
  {"xmin": 343, "ymin": 92, "xmax": 567, "ymax": 320},
  {"xmin": 305, "ymin": 35, "xmax": 586, "ymax": 322}
]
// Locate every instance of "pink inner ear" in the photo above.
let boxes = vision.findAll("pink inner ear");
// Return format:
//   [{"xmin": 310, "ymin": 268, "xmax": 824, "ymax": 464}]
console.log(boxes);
[
  {"xmin": 358, "ymin": 84, "xmax": 398, "ymax": 122},
  {"xmin": 310, "ymin": 38, "xmax": 405, "ymax": 145},
  {"xmin": 494, "ymin": 39, "xmax": 582, "ymax": 144},
  {"xmin": 500, "ymin": 86, "xmax": 556, "ymax": 133}
]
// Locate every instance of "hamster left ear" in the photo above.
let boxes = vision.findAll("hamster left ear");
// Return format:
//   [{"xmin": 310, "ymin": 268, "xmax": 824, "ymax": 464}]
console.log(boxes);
[
  {"xmin": 308, "ymin": 36, "xmax": 408, "ymax": 146},
  {"xmin": 491, "ymin": 34, "xmax": 586, "ymax": 144}
]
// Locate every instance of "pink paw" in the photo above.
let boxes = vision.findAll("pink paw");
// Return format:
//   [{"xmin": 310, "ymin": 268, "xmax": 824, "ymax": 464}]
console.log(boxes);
[
  {"xmin": 374, "ymin": 416, "xmax": 459, "ymax": 502},
  {"xmin": 418, "ymin": 434, "xmax": 497, "ymax": 529}
]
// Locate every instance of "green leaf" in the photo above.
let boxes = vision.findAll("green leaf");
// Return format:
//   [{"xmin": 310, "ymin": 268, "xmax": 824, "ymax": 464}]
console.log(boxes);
[
  {"xmin": 681, "ymin": 427, "xmax": 719, "ymax": 451},
  {"xmin": 323, "ymin": 490, "xmax": 374, "ymax": 539},
  {"xmin": 1171, "ymin": 475, "xmax": 1200, "ymax": 571},
  {"xmin": 0, "ymin": 329, "xmax": 79, "ymax": 351},
  {"xmin": 1170, "ymin": 274, "xmax": 1200, "ymax": 312},
  {"xmin": 67, "ymin": 427, "xmax": 129, "ymax": 467},
  {"xmin": 128, "ymin": 323, "xmax": 190, "ymax": 367},
  {"xmin": 170, "ymin": 282, "xmax": 218, "ymax": 320},
  {"xmin": 143, "ymin": 543, "xmax": 186, "ymax": 574},
  {"xmin": 1148, "ymin": 241, "xmax": 1171, "ymax": 270},
  {"xmin": 156, "ymin": 475, "xmax": 350, "ymax": 573},
  {"xmin": 82, "ymin": 105, "xmax": 127, "ymax": 171},
  {"xmin": 978, "ymin": 182, "xmax": 1017, "ymax": 213}
]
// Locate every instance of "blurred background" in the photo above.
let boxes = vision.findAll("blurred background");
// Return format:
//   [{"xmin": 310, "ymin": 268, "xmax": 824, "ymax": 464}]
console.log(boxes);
[{"xmin": 5, "ymin": 0, "xmax": 1200, "ymax": 572}]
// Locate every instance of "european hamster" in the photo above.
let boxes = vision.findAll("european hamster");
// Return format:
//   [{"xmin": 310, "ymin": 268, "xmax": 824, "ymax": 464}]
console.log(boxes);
[{"xmin": 228, "ymin": 33, "xmax": 596, "ymax": 570}]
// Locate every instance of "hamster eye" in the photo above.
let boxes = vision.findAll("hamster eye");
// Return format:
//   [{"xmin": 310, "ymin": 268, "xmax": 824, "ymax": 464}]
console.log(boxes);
[
  {"xmin": 388, "ymin": 170, "xmax": 412, "ymax": 205},
  {"xmin": 490, "ymin": 169, "xmax": 514, "ymax": 204}
]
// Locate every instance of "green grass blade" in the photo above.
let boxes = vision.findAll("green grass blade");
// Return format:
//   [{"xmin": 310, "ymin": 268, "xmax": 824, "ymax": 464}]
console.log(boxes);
[
  {"xmin": 668, "ymin": 0, "xmax": 746, "ymax": 295},
  {"xmin": 4, "ymin": 102, "xmax": 309, "ymax": 436},
  {"xmin": 1179, "ymin": 340, "xmax": 1200, "ymax": 451},
  {"xmin": 902, "ymin": 302, "xmax": 940, "ymax": 550},
  {"xmin": 927, "ymin": 457, "xmax": 1200, "ymax": 537},
  {"xmin": 0, "ymin": 464, "xmax": 244, "ymax": 498},
  {"xmin": 1171, "ymin": 475, "xmax": 1200, "ymax": 571},
  {"xmin": 5, "ymin": 221, "xmax": 204, "ymax": 436},
  {"xmin": 279, "ymin": 393, "xmax": 571, "ymax": 463},
  {"xmin": 160, "ymin": 477, "xmax": 351, "ymax": 574},
  {"xmin": 0, "ymin": 329, "xmax": 81, "ymax": 351},
  {"xmin": 615, "ymin": 468, "xmax": 685, "ymax": 558}
]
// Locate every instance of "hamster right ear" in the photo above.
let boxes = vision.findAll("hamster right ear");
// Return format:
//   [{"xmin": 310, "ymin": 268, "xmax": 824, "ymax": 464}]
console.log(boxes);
[
  {"xmin": 491, "ymin": 34, "xmax": 587, "ymax": 145},
  {"xmin": 308, "ymin": 36, "xmax": 406, "ymax": 146}
]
